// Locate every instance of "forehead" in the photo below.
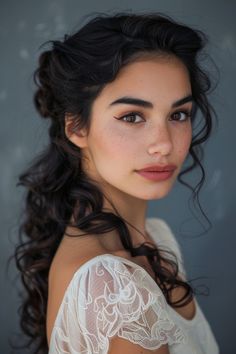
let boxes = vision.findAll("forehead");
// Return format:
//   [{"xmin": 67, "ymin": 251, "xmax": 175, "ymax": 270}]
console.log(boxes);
[{"xmin": 96, "ymin": 55, "xmax": 191, "ymax": 105}]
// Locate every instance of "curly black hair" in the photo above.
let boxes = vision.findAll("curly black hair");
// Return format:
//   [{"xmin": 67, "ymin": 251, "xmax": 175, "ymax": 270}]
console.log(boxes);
[{"xmin": 11, "ymin": 10, "xmax": 218, "ymax": 353}]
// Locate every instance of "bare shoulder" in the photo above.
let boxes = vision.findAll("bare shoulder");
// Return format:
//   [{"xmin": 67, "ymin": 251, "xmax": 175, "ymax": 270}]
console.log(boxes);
[
  {"xmin": 46, "ymin": 226, "xmax": 173, "ymax": 353},
  {"xmin": 46, "ymin": 227, "xmax": 107, "ymax": 346}
]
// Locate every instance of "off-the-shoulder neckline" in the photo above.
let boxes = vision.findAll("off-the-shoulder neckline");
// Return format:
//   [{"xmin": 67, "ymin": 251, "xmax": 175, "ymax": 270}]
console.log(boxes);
[
  {"xmin": 51, "ymin": 218, "xmax": 199, "ymax": 329},
  {"xmin": 49, "ymin": 218, "xmax": 202, "ymax": 349},
  {"xmin": 70, "ymin": 252, "xmax": 199, "ymax": 326}
]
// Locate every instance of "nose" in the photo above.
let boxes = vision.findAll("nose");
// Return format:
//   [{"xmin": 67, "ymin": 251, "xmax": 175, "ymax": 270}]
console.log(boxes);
[{"xmin": 147, "ymin": 122, "xmax": 173, "ymax": 156}]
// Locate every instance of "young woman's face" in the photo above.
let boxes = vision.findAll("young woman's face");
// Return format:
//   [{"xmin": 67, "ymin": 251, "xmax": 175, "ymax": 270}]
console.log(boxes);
[{"xmin": 72, "ymin": 55, "xmax": 193, "ymax": 201}]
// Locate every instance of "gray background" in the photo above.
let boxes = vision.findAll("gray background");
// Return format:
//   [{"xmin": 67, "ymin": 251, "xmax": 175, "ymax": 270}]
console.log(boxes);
[{"xmin": 1, "ymin": 0, "xmax": 235, "ymax": 353}]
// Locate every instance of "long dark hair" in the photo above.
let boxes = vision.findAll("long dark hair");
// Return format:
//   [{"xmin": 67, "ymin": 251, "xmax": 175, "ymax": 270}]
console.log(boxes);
[{"xmin": 11, "ymin": 10, "xmax": 218, "ymax": 354}]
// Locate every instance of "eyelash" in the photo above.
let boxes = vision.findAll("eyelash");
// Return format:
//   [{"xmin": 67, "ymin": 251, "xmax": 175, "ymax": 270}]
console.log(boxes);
[{"xmin": 114, "ymin": 110, "xmax": 192, "ymax": 124}]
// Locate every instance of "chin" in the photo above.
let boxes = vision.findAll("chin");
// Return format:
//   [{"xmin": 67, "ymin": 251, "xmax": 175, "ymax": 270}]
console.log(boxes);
[{"xmin": 138, "ymin": 187, "xmax": 173, "ymax": 200}]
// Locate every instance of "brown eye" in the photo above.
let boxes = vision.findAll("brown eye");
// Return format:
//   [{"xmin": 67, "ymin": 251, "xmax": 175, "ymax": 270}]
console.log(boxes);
[
  {"xmin": 171, "ymin": 110, "xmax": 192, "ymax": 122},
  {"xmin": 114, "ymin": 111, "xmax": 145, "ymax": 124}
]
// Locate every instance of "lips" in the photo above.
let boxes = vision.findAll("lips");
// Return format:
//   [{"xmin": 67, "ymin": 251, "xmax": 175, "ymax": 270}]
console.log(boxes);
[
  {"xmin": 137, "ymin": 164, "xmax": 177, "ymax": 172},
  {"xmin": 135, "ymin": 169, "xmax": 176, "ymax": 181}
]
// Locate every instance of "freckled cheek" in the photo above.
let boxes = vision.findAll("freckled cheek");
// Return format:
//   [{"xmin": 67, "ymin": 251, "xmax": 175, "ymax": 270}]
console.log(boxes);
[
  {"xmin": 93, "ymin": 127, "xmax": 136, "ymax": 161},
  {"xmin": 177, "ymin": 128, "xmax": 192, "ymax": 158}
]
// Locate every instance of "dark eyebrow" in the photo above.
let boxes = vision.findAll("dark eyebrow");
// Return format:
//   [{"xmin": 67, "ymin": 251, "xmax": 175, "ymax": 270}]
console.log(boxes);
[{"xmin": 108, "ymin": 94, "xmax": 193, "ymax": 109}]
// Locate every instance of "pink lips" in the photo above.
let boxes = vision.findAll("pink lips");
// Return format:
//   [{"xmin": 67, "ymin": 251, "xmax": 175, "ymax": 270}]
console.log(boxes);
[{"xmin": 135, "ymin": 164, "xmax": 177, "ymax": 181}]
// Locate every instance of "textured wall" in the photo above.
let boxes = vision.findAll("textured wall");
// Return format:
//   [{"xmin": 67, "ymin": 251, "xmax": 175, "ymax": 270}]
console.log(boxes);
[{"xmin": 1, "ymin": 1, "xmax": 235, "ymax": 353}]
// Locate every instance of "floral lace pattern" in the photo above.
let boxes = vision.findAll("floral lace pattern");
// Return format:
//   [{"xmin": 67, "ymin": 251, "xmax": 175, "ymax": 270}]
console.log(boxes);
[
  {"xmin": 49, "ymin": 255, "xmax": 186, "ymax": 353},
  {"xmin": 48, "ymin": 218, "xmax": 220, "ymax": 354}
]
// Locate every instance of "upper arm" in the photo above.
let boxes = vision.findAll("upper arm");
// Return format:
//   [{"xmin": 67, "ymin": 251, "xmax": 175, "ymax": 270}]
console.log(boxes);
[{"xmin": 49, "ymin": 256, "xmax": 185, "ymax": 353}]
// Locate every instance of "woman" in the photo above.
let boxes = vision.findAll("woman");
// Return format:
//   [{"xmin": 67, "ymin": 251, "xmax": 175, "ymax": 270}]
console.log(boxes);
[{"xmin": 14, "ymin": 11, "xmax": 220, "ymax": 354}]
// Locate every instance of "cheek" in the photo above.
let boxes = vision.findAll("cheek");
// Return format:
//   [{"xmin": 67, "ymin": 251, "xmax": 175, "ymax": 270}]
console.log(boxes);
[
  {"xmin": 91, "ymin": 124, "xmax": 137, "ymax": 163},
  {"xmin": 176, "ymin": 125, "xmax": 192, "ymax": 157}
]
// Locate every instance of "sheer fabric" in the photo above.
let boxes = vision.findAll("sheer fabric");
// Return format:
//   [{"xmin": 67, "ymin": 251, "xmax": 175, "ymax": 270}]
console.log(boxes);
[{"xmin": 48, "ymin": 218, "xmax": 220, "ymax": 354}]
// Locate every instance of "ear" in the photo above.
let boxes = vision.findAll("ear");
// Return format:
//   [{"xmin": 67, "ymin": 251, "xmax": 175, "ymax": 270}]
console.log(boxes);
[{"xmin": 65, "ymin": 113, "xmax": 88, "ymax": 148}]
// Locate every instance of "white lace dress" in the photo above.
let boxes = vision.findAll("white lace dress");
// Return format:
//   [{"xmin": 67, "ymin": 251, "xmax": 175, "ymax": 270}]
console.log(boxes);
[{"xmin": 48, "ymin": 218, "xmax": 220, "ymax": 354}]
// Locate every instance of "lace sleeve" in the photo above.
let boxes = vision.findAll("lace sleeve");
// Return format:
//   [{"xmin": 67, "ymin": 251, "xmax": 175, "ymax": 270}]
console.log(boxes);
[{"xmin": 49, "ymin": 255, "xmax": 186, "ymax": 354}]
